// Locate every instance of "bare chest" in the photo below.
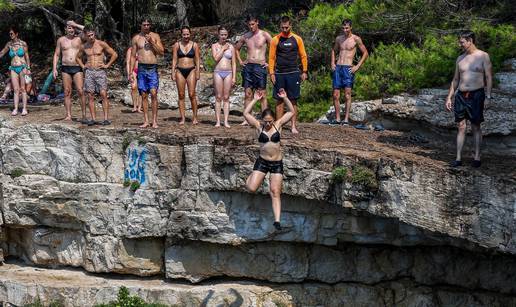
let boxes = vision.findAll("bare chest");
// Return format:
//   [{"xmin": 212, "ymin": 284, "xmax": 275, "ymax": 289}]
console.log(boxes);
[
  {"xmin": 246, "ymin": 35, "xmax": 267, "ymax": 50},
  {"xmin": 458, "ymin": 56, "xmax": 484, "ymax": 74},
  {"xmin": 85, "ymin": 44, "xmax": 103, "ymax": 56},
  {"xmin": 340, "ymin": 37, "xmax": 356, "ymax": 51},
  {"xmin": 61, "ymin": 38, "xmax": 80, "ymax": 51}
]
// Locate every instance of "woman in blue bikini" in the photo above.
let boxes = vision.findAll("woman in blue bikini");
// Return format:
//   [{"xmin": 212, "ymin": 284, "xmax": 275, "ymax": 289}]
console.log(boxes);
[
  {"xmin": 0, "ymin": 26, "xmax": 31, "ymax": 116},
  {"xmin": 211, "ymin": 26, "xmax": 236, "ymax": 128}
]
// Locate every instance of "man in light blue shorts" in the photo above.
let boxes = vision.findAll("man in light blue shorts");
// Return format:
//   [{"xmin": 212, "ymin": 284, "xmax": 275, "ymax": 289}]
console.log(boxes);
[{"xmin": 330, "ymin": 19, "xmax": 368, "ymax": 125}]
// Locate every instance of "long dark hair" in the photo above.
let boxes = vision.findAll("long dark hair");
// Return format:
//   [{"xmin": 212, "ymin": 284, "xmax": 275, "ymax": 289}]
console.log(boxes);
[{"xmin": 261, "ymin": 108, "xmax": 275, "ymax": 120}]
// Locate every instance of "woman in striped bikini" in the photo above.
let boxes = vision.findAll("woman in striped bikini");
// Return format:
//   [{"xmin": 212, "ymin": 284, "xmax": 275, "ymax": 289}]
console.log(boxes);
[{"xmin": 211, "ymin": 26, "xmax": 236, "ymax": 128}]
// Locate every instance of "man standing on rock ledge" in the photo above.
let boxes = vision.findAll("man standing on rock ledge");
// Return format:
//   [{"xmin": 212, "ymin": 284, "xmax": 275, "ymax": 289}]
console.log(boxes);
[
  {"xmin": 446, "ymin": 31, "xmax": 492, "ymax": 168},
  {"xmin": 235, "ymin": 15, "xmax": 272, "ymax": 125},
  {"xmin": 76, "ymin": 26, "xmax": 118, "ymax": 126},
  {"xmin": 330, "ymin": 19, "xmax": 368, "ymax": 125},
  {"xmin": 130, "ymin": 18, "xmax": 165, "ymax": 129},
  {"xmin": 269, "ymin": 16, "xmax": 308, "ymax": 134},
  {"xmin": 52, "ymin": 20, "xmax": 86, "ymax": 122}
]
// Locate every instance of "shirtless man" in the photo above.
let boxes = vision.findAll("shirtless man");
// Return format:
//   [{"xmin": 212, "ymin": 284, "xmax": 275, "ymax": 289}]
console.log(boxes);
[
  {"xmin": 76, "ymin": 26, "xmax": 118, "ymax": 126},
  {"xmin": 330, "ymin": 19, "xmax": 368, "ymax": 125},
  {"xmin": 130, "ymin": 18, "xmax": 165, "ymax": 128},
  {"xmin": 235, "ymin": 15, "xmax": 272, "ymax": 125},
  {"xmin": 445, "ymin": 31, "xmax": 492, "ymax": 168},
  {"xmin": 53, "ymin": 20, "xmax": 86, "ymax": 122}
]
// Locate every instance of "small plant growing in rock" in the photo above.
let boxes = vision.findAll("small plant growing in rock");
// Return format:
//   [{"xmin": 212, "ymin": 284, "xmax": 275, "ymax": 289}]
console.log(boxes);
[
  {"xmin": 330, "ymin": 166, "xmax": 350, "ymax": 183},
  {"xmin": 10, "ymin": 168, "xmax": 25, "ymax": 178},
  {"xmin": 350, "ymin": 165, "xmax": 378, "ymax": 189},
  {"xmin": 122, "ymin": 135, "xmax": 131, "ymax": 152},
  {"xmin": 95, "ymin": 286, "xmax": 167, "ymax": 307},
  {"xmin": 130, "ymin": 180, "xmax": 141, "ymax": 192},
  {"xmin": 123, "ymin": 178, "xmax": 131, "ymax": 187}
]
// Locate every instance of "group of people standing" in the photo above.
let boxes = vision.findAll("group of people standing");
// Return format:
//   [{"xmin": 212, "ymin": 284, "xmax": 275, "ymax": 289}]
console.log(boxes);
[{"xmin": 0, "ymin": 15, "xmax": 493, "ymax": 230}]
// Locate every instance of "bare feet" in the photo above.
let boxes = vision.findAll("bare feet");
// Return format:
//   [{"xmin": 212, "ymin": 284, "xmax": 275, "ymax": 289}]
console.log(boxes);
[
  {"xmin": 192, "ymin": 118, "xmax": 199, "ymax": 125},
  {"xmin": 291, "ymin": 127, "xmax": 299, "ymax": 134},
  {"xmin": 240, "ymin": 121, "xmax": 249, "ymax": 126},
  {"xmin": 151, "ymin": 122, "xmax": 159, "ymax": 129},
  {"xmin": 137, "ymin": 109, "xmax": 143, "ymax": 113},
  {"xmin": 215, "ymin": 122, "xmax": 221, "ymax": 127},
  {"xmin": 64, "ymin": 116, "xmax": 72, "ymax": 121},
  {"xmin": 139, "ymin": 122, "xmax": 149, "ymax": 128},
  {"xmin": 21, "ymin": 109, "xmax": 28, "ymax": 116},
  {"xmin": 179, "ymin": 119, "xmax": 185, "ymax": 125},
  {"xmin": 11, "ymin": 110, "xmax": 18, "ymax": 116},
  {"xmin": 224, "ymin": 123, "xmax": 231, "ymax": 128},
  {"xmin": 131, "ymin": 109, "xmax": 138, "ymax": 113}
]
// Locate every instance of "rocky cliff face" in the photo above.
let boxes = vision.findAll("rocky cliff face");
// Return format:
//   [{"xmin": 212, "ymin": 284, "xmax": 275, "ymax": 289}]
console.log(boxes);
[{"xmin": 0, "ymin": 98, "xmax": 515, "ymax": 306}]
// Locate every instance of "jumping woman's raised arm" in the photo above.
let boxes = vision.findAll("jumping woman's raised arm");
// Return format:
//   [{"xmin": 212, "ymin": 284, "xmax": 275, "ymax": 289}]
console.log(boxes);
[
  {"xmin": 243, "ymin": 91, "xmax": 263, "ymax": 129},
  {"xmin": 276, "ymin": 89, "xmax": 294, "ymax": 127}
]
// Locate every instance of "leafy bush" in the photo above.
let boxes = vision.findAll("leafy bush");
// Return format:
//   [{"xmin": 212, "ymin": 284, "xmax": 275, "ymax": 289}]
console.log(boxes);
[
  {"xmin": 95, "ymin": 286, "xmax": 167, "ymax": 307},
  {"xmin": 293, "ymin": 2, "xmax": 515, "ymax": 121},
  {"xmin": 130, "ymin": 181, "xmax": 141, "ymax": 192},
  {"xmin": 330, "ymin": 166, "xmax": 350, "ymax": 183},
  {"xmin": 10, "ymin": 168, "xmax": 25, "ymax": 178},
  {"xmin": 350, "ymin": 165, "xmax": 377, "ymax": 189}
]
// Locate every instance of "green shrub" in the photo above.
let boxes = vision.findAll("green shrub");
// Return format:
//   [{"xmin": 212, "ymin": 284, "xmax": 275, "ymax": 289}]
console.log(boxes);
[
  {"xmin": 95, "ymin": 286, "xmax": 167, "ymax": 307},
  {"xmin": 330, "ymin": 166, "xmax": 350, "ymax": 183},
  {"xmin": 471, "ymin": 21, "xmax": 516, "ymax": 71},
  {"xmin": 123, "ymin": 179, "xmax": 131, "ymax": 187},
  {"xmin": 10, "ymin": 168, "xmax": 25, "ymax": 178},
  {"xmin": 130, "ymin": 181, "xmax": 141, "ymax": 192},
  {"xmin": 350, "ymin": 165, "xmax": 377, "ymax": 189}
]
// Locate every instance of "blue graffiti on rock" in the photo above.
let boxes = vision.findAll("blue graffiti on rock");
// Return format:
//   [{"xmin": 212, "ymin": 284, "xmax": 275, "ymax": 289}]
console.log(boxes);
[{"xmin": 124, "ymin": 145, "xmax": 147, "ymax": 185}]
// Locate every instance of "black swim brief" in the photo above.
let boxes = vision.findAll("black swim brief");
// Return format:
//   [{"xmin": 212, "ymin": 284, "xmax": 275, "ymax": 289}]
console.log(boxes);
[
  {"xmin": 253, "ymin": 156, "xmax": 283, "ymax": 174},
  {"xmin": 61, "ymin": 65, "xmax": 83, "ymax": 76},
  {"xmin": 454, "ymin": 88, "xmax": 485, "ymax": 125}
]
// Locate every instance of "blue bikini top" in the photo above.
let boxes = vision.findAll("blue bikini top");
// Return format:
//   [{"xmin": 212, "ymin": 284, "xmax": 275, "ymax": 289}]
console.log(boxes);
[
  {"xmin": 258, "ymin": 124, "xmax": 280, "ymax": 143},
  {"xmin": 9, "ymin": 47, "xmax": 24, "ymax": 58}
]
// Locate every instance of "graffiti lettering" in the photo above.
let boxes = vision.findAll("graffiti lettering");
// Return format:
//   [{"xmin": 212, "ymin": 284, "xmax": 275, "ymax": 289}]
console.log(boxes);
[{"xmin": 124, "ymin": 145, "xmax": 147, "ymax": 185}]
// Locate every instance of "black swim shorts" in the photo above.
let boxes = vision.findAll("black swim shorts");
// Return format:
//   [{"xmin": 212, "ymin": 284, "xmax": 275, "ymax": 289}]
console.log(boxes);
[
  {"xmin": 253, "ymin": 156, "xmax": 283, "ymax": 174},
  {"xmin": 454, "ymin": 88, "xmax": 485, "ymax": 125},
  {"xmin": 273, "ymin": 71, "xmax": 301, "ymax": 100},
  {"xmin": 242, "ymin": 63, "xmax": 267, "ymax": 90}
]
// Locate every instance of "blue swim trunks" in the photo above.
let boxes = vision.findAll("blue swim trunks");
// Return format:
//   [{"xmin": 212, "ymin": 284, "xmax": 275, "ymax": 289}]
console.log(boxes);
[
  {"xmin": 137, "ymin": 64, "xmax": 159, "ymax": 94},
  {"xmin": 242, "ymin": 63, "xmax": 267, "ymax": 90},
  {"xmin": 332, "ymin": 65, "xmax": 354, "ymax": 89}
]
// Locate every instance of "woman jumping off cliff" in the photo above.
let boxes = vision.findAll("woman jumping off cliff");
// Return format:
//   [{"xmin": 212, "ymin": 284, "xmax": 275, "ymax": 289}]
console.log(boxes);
[{"xmin": 244, "ymin": 89, "xmax": 294, "ymax": 231}]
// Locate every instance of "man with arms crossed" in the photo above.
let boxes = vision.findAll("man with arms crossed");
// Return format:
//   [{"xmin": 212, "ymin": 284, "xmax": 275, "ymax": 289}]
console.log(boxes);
[
  {"xmin": 330, "ymin": 19, "xmax": 368, "ymax": 125},
  {"xmin": 446, "ymin": 31, "xmax": 492, "ymax": 168},
  {"xmin": 235, "ymin": 16, "xmax": 272, "ymax": 125},
  {"xmin": 269, "ymin": 16, "xmax": 308, "ymax": 134},
  {"xmin": 76, "ymin": 26, "xmax": 118, "ymax": 125},
  {"xmin": 130, "ymin": 18, "xmax": 165, "ymax": 128},
  {"xmin": 53, "ymin": 20, "xmax": 87, "ymax": 122}
]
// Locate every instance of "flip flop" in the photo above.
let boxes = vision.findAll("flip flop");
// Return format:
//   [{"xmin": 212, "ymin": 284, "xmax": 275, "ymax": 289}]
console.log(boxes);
[
  {"xmin": 329, "ymin": 120, "xmax": 341, "ymax": 126},
  {"xmin": 340, "ymin": 121, "xmax": 350, "ymax": 126},
  {"xmin": 374, "ymin": 124, "xmax": 385, "ymax": 131},
  {"xmin": 471, "ymin": 160, "xmax": 481, "ymax": 168},
  {"xmin": 101, "ymin": 120, "xmax": 111, "ymax": 126}
]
